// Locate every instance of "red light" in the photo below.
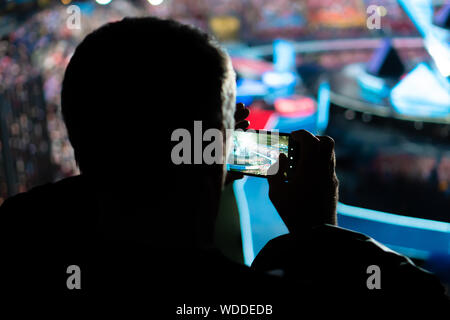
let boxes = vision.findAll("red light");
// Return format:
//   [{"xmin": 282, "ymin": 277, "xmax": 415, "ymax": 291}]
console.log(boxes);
[{"xmin": 274, "ymin": 95, "xmax": 316, "ymax": 118}]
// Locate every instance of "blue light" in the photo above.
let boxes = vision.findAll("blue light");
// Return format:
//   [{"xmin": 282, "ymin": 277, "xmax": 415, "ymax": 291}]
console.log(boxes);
[
  {"xmin": 261, "ymin": 71, "xmax": 297, "ymax": 88},
  {"xmin": 273, "ymin": 39, "xmax": 296, "ymax": 73},
  {"xmin": 316, "ymin": 81, "xmax": 330, "ymax": 133},
  {"xmin": 337, "ymin": 203, "xmax": 450, "ymax": 233},
  {"xmin": 236, "ymin": 78, "xmax": 268, "ymax": 97},
  {"xmin": 398, "ymin": 0, "xmax": 450, "ymax": 77},
  {"xmin": 234, "ymin": 174, "xmax": 450, "ymax": 265},
  {"xmin": 390, "ymin": 62, "xmax": 450, "ymax": 118},
  {"xmin": 233, "ymin": 178, "xmax": 255, "ymax": 266}
]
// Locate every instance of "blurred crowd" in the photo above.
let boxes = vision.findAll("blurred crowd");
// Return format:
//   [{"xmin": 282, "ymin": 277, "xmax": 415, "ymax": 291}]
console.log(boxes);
[
  {"xmin": 146, "ymin": 0, "xmax": 417, "ymax": 41},
  {"xmin": 0, "ymin": 1, "xmax": 141, "ymax": 201}
]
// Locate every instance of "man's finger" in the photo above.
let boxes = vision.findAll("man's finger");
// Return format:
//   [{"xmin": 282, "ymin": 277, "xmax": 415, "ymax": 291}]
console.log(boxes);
[
  {"xmin": 292, "ymin": 129, "xmax": 320, "ymax": 163},
  {"xmin": 235, "ymin": 106, "xmax": 249, "ymax": 121},
  {"xmin": 225, "ymin": 172, "xmax": 244, "ymax": 185},
  {"xmin": 317, "ymin": 135, "xmax": 336, "ymax": 176},
  {"xmin": 235, "ymin": 120, "xmax": 250, "ymax": 130},
  {"xmin": 291, "ymin": 129, "xmax": 320, "ymax": 144},
  {"xmin": 291, "ymin": 130, "xmax": 320, "ymax": 179},
  {"xmin": 267, "ymin": 153, "xmax": 288, "ymax": 185},
  {"xmin": 317, "ymin": 135, "xmax": 335, "ymax": 158}
]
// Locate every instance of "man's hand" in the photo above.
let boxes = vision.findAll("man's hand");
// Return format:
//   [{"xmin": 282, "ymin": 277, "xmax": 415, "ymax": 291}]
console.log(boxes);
[
  {"xmin": 225, "ymin": 103, "xmax": 250, "ymax": 185},
  {"xmin": 267, "ymin": 130, "xmax": 338, "ymax": 233}
]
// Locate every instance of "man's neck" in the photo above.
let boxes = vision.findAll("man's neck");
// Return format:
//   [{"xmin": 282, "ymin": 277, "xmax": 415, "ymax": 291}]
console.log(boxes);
[{"xmin": 95, "ymin": 191, "xmax": 216, "ymax": 250}]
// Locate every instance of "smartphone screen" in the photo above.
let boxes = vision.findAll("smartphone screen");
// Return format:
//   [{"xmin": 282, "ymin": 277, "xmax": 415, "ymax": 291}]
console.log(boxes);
[{"xmin": 226, "ymin": 130, "xmax": 292, "ymax": 177}]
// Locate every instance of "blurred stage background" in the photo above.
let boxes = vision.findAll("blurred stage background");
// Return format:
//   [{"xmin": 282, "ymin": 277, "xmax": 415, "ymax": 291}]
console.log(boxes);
[{"xmin": 0, "ymin": 0, "xmax": 449, "ymax": 289}]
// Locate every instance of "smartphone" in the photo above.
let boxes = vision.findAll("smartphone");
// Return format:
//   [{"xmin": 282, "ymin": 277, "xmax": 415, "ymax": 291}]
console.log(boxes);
[{"xmin": 226, "ymin": 129, "xmax": 296, "ymax": 179}]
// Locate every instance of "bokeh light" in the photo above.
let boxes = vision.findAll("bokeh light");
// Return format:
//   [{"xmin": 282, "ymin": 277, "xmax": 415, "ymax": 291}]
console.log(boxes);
[{"xmin": 148, "ymin": 0, "xmax": 164, "ymax": 6}]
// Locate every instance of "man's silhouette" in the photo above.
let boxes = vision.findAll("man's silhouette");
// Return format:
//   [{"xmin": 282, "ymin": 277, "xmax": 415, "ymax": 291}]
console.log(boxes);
[{"xmin": 1, "ymin": 17, "xmax": 448, "ymax": 315}]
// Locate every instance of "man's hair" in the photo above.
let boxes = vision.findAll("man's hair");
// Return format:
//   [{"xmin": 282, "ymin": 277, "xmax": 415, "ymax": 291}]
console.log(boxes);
[{"xmin": 61, "ymin": 17, "xmax": 235, "ymax": 177}]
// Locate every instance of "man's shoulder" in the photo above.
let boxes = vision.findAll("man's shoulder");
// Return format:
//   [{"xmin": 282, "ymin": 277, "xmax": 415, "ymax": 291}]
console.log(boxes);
[
  {"xmin": 0, "ymin": 175, "xmax": 87, "ymax": 213},
  {"xmin": 253, "ymin": 224, "xmax": 426, "ymax": 277},
  {"xmin": 253, "ymin": 224, "xmax": 449, "ymax": 306},
  {"xmin": 0, "ymin": 175, "xmax": 93, "ymax": 241}
]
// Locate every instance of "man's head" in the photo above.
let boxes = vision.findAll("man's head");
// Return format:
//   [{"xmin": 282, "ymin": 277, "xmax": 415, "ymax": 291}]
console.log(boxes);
[
  {"xmin": 61, "ymin": 17, "xmax": 236, "ymax": 246},
  {"xmin": 62, "ymin": 17, "xmax": 235, "ymax": 176}
]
